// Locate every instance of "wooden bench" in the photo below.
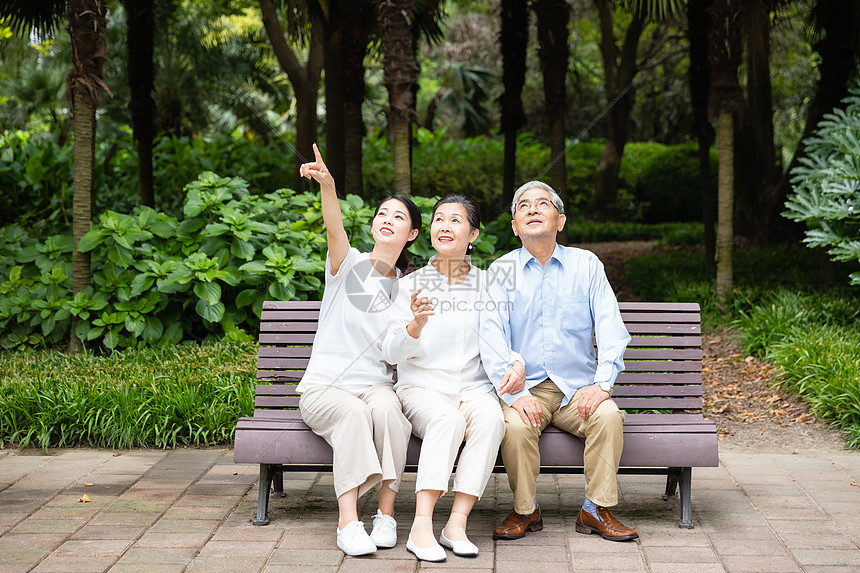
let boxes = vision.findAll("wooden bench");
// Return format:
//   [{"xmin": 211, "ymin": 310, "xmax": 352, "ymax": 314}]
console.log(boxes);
[{"xmin": 234, "ymin": 300, "xmax": 718, "ymax": 528}]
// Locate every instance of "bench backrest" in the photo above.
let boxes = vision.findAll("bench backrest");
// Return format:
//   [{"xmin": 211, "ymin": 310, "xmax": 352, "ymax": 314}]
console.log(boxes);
[{"xmin": 254, "ymin": 300, "xmax": 703, "ymax": 421}]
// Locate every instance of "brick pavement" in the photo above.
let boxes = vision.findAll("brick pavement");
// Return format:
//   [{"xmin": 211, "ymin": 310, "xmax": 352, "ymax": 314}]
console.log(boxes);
[{"xmin": 1, "ymin": 446, "xmax": 859, "ymax": 572}]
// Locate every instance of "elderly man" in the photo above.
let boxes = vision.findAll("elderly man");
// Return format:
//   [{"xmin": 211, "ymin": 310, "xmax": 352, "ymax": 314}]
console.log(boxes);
[{"xmin": 480, "ymin": 181, "xmax": 638, "ymax": 542}]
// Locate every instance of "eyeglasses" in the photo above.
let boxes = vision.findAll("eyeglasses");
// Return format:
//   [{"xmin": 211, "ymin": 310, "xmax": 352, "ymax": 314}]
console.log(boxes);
[{"xmin": 515, "ymin": 198, "xmax": 558, "ymax": 213}]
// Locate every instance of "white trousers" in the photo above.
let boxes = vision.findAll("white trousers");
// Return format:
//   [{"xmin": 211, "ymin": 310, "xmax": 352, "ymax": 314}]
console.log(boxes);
[
  {"xmin": 397, "ymin": 386, "xmax": 505, "ymax": 498},
  {"xmin": 299, "ymin": 384, "xmax": 411, "ymax": 499}
]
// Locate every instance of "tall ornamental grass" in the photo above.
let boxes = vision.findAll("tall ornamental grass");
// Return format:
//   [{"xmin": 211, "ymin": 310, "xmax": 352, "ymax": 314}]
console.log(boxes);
[{"xmin": 0, "ymin": 341, "xmax": 256, "ymax": 449}]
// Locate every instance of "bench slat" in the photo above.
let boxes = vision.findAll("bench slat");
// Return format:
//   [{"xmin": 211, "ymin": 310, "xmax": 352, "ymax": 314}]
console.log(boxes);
[
  {"xmin": 618, "ymin": 302, "xmax": 700, "ymax": 312},
  {"xmin": 626, "ymin": 324, "xmax": 701, "ymax": 334},
  {"xmin": 260, "ymin": 322, "xmax": 320, "ymax": 333},
  {"xmin": 622, "ymin": 361, "xmax": 701, "ymax": 372},
  {"xmin": 626, "ymin": 336, "xmax": 702, "ymax": 348},
  {"xmin": 258, "ymin": 334, "xmax": 316, "ymax": 345},
  {"xmin": 620, "ymin": 312, "xmax": 700, "ymax": 323},
  {"xmin": 263, "ymin": 301, "xmax": 323, "ymax": 310},
  {"xmin": 260, "ymin": 310, "xmax": 321, "ymax": 321},
  {"xmin": 623, "ymin": 348, "xmax": 702, "ymax": 360},
  {"xmin": 613, "ymin": 397, "xmax": 703, "ymax": 410}
]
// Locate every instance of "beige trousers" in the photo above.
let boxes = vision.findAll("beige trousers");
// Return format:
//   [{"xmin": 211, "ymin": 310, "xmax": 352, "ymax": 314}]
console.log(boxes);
[
  {"xmin": 299, "ymin": 384, "xmax": 411, "ymax": 499},
  {"xmin": 398, "ymin": 386, "xmax": 505, "ymax": 498},
  {"xmin": 500, "ymin": 381, "xmax": 625, "ymax": 513}
]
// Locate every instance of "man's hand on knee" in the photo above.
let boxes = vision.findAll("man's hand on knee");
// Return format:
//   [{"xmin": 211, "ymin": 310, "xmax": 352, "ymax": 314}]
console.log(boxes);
[
  {"xmin": 577, "ymin": 384, "xmax": 610, "ymax": 420},
  {"xmin": 512, "ymin": 396, "xmax": 542, "ymax": 428}
]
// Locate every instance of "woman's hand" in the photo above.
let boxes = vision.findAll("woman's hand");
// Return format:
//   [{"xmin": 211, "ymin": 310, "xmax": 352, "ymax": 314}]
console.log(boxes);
[
  {"xmin": 406, "ymin": 290, "xmax": 434, "ymax": 339},
  {"xmin": 498, "ymin": 360, "xmax": 526, "ymax": 396},
  {"xmin": 299, "ymin": 143, "xmax": 334, "ymax": 191}
]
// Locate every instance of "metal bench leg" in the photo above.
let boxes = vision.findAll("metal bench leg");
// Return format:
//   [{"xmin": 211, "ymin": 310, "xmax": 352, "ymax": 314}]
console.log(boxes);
[
  {"xmin": 273, "ymin": 468, "xmax": 286, "ymax": 498},
  {"xmin": 253, "ymin": 464, "xmax": 273, "ymax": 526},
  {"xmin": 663, "ymin": 467, "xmax": 680, "ymax": 501},
  {"xmin": 677, "ymin": 467, "xmax": 694, "ymax": 529}
]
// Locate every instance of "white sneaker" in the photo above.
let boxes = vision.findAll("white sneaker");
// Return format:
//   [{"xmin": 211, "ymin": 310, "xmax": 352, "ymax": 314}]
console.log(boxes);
[
  {"xmin": 439, "ymin": 529, "xmax": 479, "ymax": 557},
  {"xmin": 336, "ymin": 520, "xmax": 376, "ymax": 556},
  {"xmin": 370, "ymin": 510, "xmax": 397, "ymax": 548},
  {"xmin": 406, "ymin": 534, "xmax": 447, "ymax": 562}
]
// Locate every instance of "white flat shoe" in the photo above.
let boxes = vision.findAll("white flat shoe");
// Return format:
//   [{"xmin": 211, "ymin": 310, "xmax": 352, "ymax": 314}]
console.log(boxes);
[
  {"xmin": 439, "ymin": 530, "xmax": 479, "ymax": 557},
  {"xmin": 406, "ymin": 533, "xmax": 446, "ymax": 562}
]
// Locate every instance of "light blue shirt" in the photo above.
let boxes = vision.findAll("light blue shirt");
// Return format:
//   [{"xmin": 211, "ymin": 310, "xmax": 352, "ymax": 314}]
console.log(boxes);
[{"xmin": 479, "ymin": 244, "xmax": 631, "ymax": 408}]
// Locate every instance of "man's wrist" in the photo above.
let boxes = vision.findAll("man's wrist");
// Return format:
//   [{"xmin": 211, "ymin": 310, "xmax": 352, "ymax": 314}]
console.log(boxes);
[{"xmin": 596, "ymin": 381, "xmax": 613, "ymax": 395}]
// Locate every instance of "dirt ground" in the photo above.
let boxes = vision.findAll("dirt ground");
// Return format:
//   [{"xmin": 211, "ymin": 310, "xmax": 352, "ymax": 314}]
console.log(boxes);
[{"xmin": 577, "ymin": 240, "xmax": 850, "ymax": 453}]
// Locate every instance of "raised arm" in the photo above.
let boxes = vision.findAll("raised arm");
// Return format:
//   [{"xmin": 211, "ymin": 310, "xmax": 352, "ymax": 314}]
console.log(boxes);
[{"xmin": 300, "ymin": 143, "xmax": 350, "ymax": 275}]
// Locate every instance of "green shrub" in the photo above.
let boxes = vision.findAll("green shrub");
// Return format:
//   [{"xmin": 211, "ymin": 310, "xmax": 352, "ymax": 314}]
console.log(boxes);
[
  {"xmin": 784, "ymin": 82, "xmax": 860, "ymax": 286},
  {"xmin": 0, "ymin": 341, "xmax": 256, "ymax": 449},
  {"xmin": 624, "ymin": 143, "xmax": 718, "ymax": 223}
]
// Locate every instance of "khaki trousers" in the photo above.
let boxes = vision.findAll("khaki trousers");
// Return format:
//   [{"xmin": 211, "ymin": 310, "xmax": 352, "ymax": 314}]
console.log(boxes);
[
  {"xmin": 299, "ymin": 384, "xmax": 411, "ymax": 499},
  {"xmin": 500, "ymin": 381, "xmax": 625, "ymax": 513},
  {"xmin": 398, "ymin": 386, "xmax": 505, "ymax": 498}
]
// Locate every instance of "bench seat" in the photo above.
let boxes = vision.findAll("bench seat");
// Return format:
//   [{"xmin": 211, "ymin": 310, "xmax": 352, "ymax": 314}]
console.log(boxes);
[{"xmin": 234, "ymin": 300, "xmax": 718, "ymax": 527}]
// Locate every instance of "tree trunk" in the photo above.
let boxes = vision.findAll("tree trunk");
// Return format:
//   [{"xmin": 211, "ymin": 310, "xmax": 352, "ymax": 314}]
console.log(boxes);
[
  {"xmin": 341, "ymin": 1, "xmax": 373, "ymax": 198},
  {"xmin": 688, "ymin": 0, "xmax": 716, "ymax": 267},
  {"xmin": 592, "ymin": 0, "xmax": 646, "ymax": 220},
  {"xmin": 379, "ymin": 0, "xmax": 419, "ymax": 196},
  {"xmin": 258, "ymin": 0, "xmax": 323, "ymax": 192},
  {"xmin": 535, "ymin": 0, "xmax": 569, "ymax": 213},
  {"xmin": 499, "ymin": 0, "xmax": 529, "ymax": 208},
  {"xmin": 734, "ymin": 0, "xmax": 782, "ymax": 245},
  {"xmin": 324, "ymin": 1, "xmax": 346, "ymax": 194},
  {"xmin": 716, "ymin": 111, "xmax": 733, "ymax": 305},
  {"xmin": 708, "ymin": 0, "xmax": 743, "ymax": 308},
  {"xmin": 125, "ymin": 0, "xmax": 155, "ymax": 208},
  {"xmin": 67, "ymin": 0, "xmax": 108, "ymax": 354}
]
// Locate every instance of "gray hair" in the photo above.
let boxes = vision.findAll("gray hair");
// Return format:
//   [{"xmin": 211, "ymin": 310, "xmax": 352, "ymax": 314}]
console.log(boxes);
[{"xmin": 510, "ymin": 180, "xmax": 565, "ymax": 216}]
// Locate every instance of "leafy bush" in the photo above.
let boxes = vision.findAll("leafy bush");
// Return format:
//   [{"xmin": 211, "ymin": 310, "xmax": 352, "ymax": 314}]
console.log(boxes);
[
  {"xmin": 623, "ymin": 143, "xmax": 718, "ymax": 223},
  {"xmin": 0, "ymin": 341, "xmax": 256, "ymax": 449},
  {"xmin": 784, "ymin": 82, "xmax": 860, "ymax": 286},
  {"xmin": 0, "ymin": 173, "xmax": 505, "ymax": 351}
]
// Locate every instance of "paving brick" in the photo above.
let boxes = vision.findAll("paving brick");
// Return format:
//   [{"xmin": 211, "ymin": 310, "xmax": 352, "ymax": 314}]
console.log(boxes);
[
  {"xmin": 185, "ymin": 555, "xmax": 268, "ymax": 572},
  {"xmin": 133, "ymin": 531, "xmax": 213, "ymax": 548},
  {"xmin": 495, "ymin": 560, "xmax": 572, "ymax": 573},
  {"xmin": 52, "ymin": 539, "xmax": 133, "ymax": 556},
  {"xmin": 113, "ymin": 547, "xmax": 197, "ymax": 565},
  {"xmin": 71, "ymin": 524, "xmax": 146, "ymax": 540},
  {"xmin": 266, "ymin": 548, "xmax": 343, "ymax": 566},
  {"xmin": 642, "ymin": 546, "xmax": 720, "ymax": 563},
  {"xmin": 792, "ymin": 549, "xmax": 860, "ymax": 566},
  {"xmin": 30, "ymin": 554, "xmax": 117, "ymax": 572},
  {"xmin": 721, "ymin": 554, "xmax": 802, "ymax": 572}
]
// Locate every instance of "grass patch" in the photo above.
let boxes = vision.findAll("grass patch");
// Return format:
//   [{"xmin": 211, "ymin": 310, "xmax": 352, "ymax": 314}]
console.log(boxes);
[
  {"xmin": 627, "ymin": 245, "xmax": 860, "ymax": 448},
  {"xmin": 0, "ymin": 341, "xmax": 256, "ymax": 449}
]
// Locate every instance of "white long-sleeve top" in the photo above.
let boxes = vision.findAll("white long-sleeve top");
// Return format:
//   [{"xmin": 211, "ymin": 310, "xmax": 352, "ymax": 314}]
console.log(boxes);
[{"xmin": 382, "ymin": 258, "xmax": 496, "ymax": 401}]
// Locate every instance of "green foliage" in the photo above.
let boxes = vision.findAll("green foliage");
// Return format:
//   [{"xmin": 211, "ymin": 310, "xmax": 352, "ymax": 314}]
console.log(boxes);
[
  {"xmin": 0, "ymin": 341, "xmax": 256, "ymax": 449},
  {"xmin": 785, "ymin": 82, "xmax": 860, "ymax": 286},
  {"xmin": 0, "ymin": 173, "xmax": 331, "ymax": 350},
  {"xmin": 623, "ymin": 143, "xmax": 718, "ymax": 223},
  {"xmin": 732, "ymin": 290, "xmax": 860, "ymax": 448},
  {"xmin": 567, "ymin": 221, "xmax": 703, "ymax": 245}
]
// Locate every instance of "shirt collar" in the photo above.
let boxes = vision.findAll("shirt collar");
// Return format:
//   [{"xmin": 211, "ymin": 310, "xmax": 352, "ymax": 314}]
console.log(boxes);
[{"xmin": 517, "ymin": 243, "xmax": 564, "ymax": 269}]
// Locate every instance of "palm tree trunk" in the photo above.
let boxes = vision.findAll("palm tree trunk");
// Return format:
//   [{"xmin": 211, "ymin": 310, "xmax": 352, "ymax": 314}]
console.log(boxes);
[
  {"xmin": 592, "ymin": 0, "xmax": 645, "ymax": 220},
  {"xmin": 535, "ymin": 0, "xmax": 569, "ymax": 212},
  {"xmin": 342, "ymin": 0, "xmax": 374, "ymax": 198},
  {"xmin": 125, "ymin": 0, "xmax": 155, "ymax": 208},
  {"xmin": 67, "ymin": 0, "xmax": 108, "ymax": 353},
  {"xmin": 258, "ymin": 0, "xmax": 323, "ymax": 192},
  {"xmin": 379, "ymin": 0, "xmax": 419, "ymax": 196},
  {"xmin": 688, "ymin": 0, "xmax": 716, "ymax": 268},
  {"xmin": 716, "ymin": 111, "xmax": 734, "ymax": 305},
  {"xmin": 499, "ymin": 0, "xmax": 528, "ymax": 208},
  {"xmin": 325, "ymin": 2, "xmax": 346, "ymax": 194}
]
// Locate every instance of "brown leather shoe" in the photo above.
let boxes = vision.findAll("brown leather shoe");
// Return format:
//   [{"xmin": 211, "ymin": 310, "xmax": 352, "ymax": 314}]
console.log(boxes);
[
  {"xmin": 493, "ymin": 505, "xmax": 543, "ymax": 540},
  {"xmin": 575, "ymin": 507, "xmax": 638, "ymax": 541}
]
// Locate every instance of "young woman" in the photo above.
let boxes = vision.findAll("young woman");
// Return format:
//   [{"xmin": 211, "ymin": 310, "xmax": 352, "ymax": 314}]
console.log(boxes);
[
  {"xmin": 296, "ymin": 144, "xmax": 421, "ymax": 556},
  {"xmin": 382, "ymin": 195, "xmax": 505, "ymax": 562}
]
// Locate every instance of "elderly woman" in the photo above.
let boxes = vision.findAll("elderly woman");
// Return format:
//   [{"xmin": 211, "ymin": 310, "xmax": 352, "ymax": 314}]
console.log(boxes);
[{"xmin": 382, "ymin": 195, "xmax": 505, "ymax": 562}]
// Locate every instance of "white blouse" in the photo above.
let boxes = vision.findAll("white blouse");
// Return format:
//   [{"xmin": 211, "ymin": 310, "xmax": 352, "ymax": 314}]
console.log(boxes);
[
  {"xmin": 382, "ymin": 258, "xmax": 496, "ymax": 401},
  {"xmin": 298, "ymin": 247, "xmax": 399, "ymax": 394}
]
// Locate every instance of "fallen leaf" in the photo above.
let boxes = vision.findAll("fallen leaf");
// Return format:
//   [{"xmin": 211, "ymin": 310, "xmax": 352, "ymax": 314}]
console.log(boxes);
[
  {"xmin": 851, "ymin": 482, "xmax": 858, "ymax": 487},
  {"xmin": 78, "ymin": 494, "xmax": 91, "ymax": 503},
  {"xmin": 221, "ymin": 448, "xmax": 230, "ymax": 452},
  {"xmin": 794, "ymin": 414, "xmax": 808, "ymax": 423},
  {"xmin": 84, "ymin": 483, "xmax": 93, "ymax": 487},
  {"xmin": 232, "ymin": 472, "xmax": 238, "ymax": 475},
  {"xmin": 165, "ymin": 446, "xmax": 172, "ymax": 450},
  {"xmin": 745, "ymin": 356, "xmax": 755, "ymax": 363}
]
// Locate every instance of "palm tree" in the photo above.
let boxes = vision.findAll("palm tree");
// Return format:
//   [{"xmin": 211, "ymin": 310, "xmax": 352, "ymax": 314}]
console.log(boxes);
[
  {"xmin": 258, "ymin": 0, "xmax": 324, "ymax": 192},
  {"xmin": 124, "ymin": 0, "xmax": 155, "ymax": 208},
  {"xmin": 0, "ymin": 0, "xmax": 109, "ymax": 352},
  {"xmin": 534, "ymin": 0, "xmax": 570, "ymax": 214},
  {"xmin": 708, "ymin": 0, "xmax": 743, "ymax": 306},
  {"xmin": 498, "ymin": 0, "xmax": 528, "ymax": 208}
]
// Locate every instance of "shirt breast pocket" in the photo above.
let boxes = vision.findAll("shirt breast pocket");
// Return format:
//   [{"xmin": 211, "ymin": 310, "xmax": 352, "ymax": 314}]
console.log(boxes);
[{"xmin": 561, "ymin": 294, "xmax": 592, "ymax": 334}]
